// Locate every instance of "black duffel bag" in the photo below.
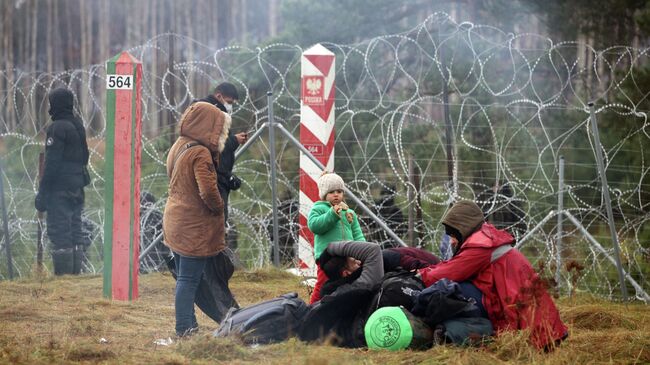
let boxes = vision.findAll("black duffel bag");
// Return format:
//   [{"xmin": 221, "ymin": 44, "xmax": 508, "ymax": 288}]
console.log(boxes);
[{"xmin": 214, "ymin": 292, "xmax": 308, "ymax": 344}]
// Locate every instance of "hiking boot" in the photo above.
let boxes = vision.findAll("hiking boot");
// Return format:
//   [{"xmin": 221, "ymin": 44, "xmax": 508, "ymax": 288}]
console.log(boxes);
[{"xmin": 52, "ymin": 248, "xmax": 74, "ymax": 275}]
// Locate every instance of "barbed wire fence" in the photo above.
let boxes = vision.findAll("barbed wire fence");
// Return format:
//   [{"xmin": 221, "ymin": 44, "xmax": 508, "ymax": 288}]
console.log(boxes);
[{"xmin": 0, "ymin": 13, "xmax": 648, "ymax": 302}]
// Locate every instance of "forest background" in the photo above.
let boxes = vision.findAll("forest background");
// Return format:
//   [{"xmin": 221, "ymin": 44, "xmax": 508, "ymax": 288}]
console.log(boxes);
[{"xmin": 0, "ymin": 0, "xmax": 649, "ymax": 302}]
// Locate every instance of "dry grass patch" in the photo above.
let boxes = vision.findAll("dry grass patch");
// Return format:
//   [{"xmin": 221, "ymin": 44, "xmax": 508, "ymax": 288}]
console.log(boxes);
[
  {"xmin": 564, "ymin": 304, "xmax": 640, "ymax": 330},
  {"xmin": 177, "ymin": 335, "xmax": 261, "ymax": 362},
  {"xmin": 66, "ymin": 342, "xmax": 116, "ymax": 362},
  {"xmin": 0, "ymin": 269, "xmax": 648, "ymax": 364}
]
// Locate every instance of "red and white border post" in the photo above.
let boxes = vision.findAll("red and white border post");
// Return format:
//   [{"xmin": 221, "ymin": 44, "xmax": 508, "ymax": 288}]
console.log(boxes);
[
  {"xmin": 103, "ymin": 51, "xmax": 143, "ymax": 300},
  {"xmin": 298, "ymin": 44, "xmax": 336, "ymax": 276}
]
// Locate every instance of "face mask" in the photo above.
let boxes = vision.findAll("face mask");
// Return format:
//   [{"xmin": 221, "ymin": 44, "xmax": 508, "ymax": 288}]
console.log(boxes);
[{"xmin": 223, "ymin": 102, "xmax": 233, "ymax": 113}]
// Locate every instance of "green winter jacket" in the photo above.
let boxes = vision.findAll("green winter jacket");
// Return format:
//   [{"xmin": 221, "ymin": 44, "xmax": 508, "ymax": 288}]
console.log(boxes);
[{"xmin": 308, "ymin": 200, "xmax": 366, "ymax": 259}]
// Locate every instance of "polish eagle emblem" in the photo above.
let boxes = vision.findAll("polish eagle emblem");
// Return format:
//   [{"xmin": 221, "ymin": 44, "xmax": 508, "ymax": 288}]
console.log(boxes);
[{"xmin": 306, "ymin": 77, "xmax": 322, "ymax": 95}]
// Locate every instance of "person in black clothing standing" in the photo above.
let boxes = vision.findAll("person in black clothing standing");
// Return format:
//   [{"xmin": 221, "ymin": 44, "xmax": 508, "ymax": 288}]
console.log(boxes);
[
  {"xmin": 35, "ymin": 88, "xmax": 90, "ymax": 275},
  {"xmin": 195, "ymin": 82, "xmax": 247, "ymax": 223}
]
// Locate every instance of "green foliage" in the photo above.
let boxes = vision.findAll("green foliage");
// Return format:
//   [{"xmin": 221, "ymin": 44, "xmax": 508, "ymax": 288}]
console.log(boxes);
[
  {"xmin": 521, "ymin": 0, "xmax": 647, "ymax": 48},
  {"xmin": 279, "ymin": 0, "xmax": 416, "ymax": 46}
]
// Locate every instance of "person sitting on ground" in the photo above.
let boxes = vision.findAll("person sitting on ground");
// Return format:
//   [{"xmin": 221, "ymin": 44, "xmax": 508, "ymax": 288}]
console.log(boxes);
[
  {"xmin": 308, "ymin": 172, "xmax": 366, "ymax": 303},
  {"xmin": 416, "ymin": 200, "xmax": 568, "ymax": 349}
]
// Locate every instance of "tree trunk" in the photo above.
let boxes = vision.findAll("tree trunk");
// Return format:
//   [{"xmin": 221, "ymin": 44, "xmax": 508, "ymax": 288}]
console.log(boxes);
[
  {"xmin": 52, "ymin": 0, "xmax": 61, "ymax": 74},
  {"xmin": 17, "ymin": 5, "xmax": 25, "ymax": 76},
  {"xmin": 46, "ymin": 0, "xmax": 53, "ymax": 74},
  {"xmin": 31, "ymin": 0, "xmax": 38, "ymax": 72},
  {"xmin": 184, "ymin": 2, "xmax": 194, "ymax": 97},
  {"xmin": 269, "ymin": 0, "xmax": 278, "ymax": 37},
  {"xmin": 217, "ymin": 0, "xmax": 229, "ymax": 48},
  {"xmin": 240, "ymin": 0, "xmax": 247, "ymax": 45},
  {"xmin": 230, "ymin": 0, "xmax": 238, "ymax": 44},
  {"xmin": 94, "ymin": 0, "xmax": 110, "ymax": 134},
  {"xmin": 79, "ymin": 0, "xmax": 90, "ymax": 132},
  {"xmin": 28, "ymin": 0, "xmax": 39, "ymax": 132},
  {"xmin": 4, "ymin": 0, "xmax": 15, "ymax": 130},
  {"xmin": 156, "ymin": 0, "xmax": 166, "ymax": 133},
  {"xmin": 64, "ymin": 1, "xmax": 73, "ymax": 71},
  {"xmin": 212, "ymin": 0, "xmax": 219, "ymax": 48}
]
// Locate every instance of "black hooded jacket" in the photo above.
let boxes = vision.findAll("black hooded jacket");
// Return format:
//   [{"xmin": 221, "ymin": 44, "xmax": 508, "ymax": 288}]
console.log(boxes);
[
  {"xmin": 194, "ymin": 94, "xmax": 239, "ymax": 191},
  {"xmin": 39, "ymin": 88, "xmax": 90, "ymax": 193}
]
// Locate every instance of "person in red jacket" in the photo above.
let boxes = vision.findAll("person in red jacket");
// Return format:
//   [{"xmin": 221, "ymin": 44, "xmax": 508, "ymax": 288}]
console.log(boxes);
[{"xmin": 416, "ymin": 200, "xmax": 568, "ymax": 349}]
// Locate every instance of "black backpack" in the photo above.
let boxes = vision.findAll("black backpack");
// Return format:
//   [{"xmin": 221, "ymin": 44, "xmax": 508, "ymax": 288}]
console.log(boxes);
[
  {"xmin": 214, "ymin": 292, "xmax": 308, "ymax": 344},
  {"xmin": 373, "ymin": 270, "xmax": 424, "ymax": 311}
]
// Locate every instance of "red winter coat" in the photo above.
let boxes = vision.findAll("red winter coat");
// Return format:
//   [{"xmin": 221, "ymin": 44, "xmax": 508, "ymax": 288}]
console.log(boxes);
[{"xmin": 418, "ymin": 223, "xmax": 567, "ymax": 349}]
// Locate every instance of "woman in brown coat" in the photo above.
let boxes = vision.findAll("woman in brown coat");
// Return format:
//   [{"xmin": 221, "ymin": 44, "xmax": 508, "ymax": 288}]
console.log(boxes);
[{"xmin": 163, "ymin": 102, "xmax": 231, "ymax": 336}]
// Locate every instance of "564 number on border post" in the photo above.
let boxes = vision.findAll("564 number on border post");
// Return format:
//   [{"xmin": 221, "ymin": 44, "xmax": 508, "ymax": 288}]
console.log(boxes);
[{"xmin": 106, "ymin": 75, "xmax": 133, "ymax": 90}]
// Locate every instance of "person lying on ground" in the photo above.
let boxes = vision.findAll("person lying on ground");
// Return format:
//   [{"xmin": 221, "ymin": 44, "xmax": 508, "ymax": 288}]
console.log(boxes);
[
  {"xmin": 318, "ymin": 241, "xmax": 383, "ymax": 297},
  {"xmin": 415, "ymin": 200, "xmax": 568, "ymax": 350},
  {"xmin": 320, "ymin": 245, "xmax": 439, "ymax": 297},
  {"xmin": 316, "ymin": 239, "xmax": 495, "ymax": 347}
]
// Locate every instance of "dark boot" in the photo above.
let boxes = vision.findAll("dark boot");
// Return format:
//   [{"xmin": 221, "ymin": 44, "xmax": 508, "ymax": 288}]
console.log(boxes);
[
  {"xmin": 52, "ymin": 248, "xmax": 74, "ymax": 275},
  {"xmin": 72, "ymin": 245, "xmax": 84, "ymax": 275}
]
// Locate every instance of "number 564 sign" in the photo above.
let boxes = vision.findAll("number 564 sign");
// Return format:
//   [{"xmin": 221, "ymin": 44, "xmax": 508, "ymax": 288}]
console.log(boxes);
[{"xmin": 106, "ymin": 74, "xmax": 133, "ymax": 90}]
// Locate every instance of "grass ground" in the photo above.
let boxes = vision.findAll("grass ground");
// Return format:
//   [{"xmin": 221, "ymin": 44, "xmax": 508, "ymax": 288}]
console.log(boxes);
[{"xmin": 0, "ymin": 268, "xmax": 648, "ymax": 365}]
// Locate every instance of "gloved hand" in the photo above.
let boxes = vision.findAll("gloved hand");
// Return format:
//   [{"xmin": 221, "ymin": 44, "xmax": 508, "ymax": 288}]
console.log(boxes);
[
  {"xmin": 228, "ymin": 175, "xmax": 242, "ymax": 191},
  {"xmin": 35, "ymin": 192, "xmax": 47, "ymax": 212}
]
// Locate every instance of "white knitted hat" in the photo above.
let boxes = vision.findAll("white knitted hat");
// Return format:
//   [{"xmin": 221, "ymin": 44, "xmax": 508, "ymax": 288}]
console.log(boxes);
[{"xmin": 318, "ymin": 172, "xmax": 345, "ymax": 200}]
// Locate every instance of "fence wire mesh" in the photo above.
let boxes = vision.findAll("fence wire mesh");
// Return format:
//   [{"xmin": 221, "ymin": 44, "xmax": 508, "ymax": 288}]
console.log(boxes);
[{"xmin": 0, "ymin": 13, "xmax": 648, "ymax": 301}]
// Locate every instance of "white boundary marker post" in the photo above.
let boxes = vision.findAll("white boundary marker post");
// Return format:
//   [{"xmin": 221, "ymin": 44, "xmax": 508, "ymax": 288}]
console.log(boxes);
[{"xmin": 298, "ymin": 44, "xmax": 336, "ymax": 276}]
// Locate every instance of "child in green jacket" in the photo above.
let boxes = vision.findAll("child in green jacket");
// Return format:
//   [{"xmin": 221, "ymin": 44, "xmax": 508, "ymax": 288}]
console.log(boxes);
[{"xmin": 308, "ymin": 172, "xmax": 366, "ymax": 303}]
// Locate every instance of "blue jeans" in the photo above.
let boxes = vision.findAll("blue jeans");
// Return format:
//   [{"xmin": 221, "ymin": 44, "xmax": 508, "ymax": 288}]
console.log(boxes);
[{"xmin": 174, "ymin": 252, "xmax": 207, "ymax": 336}]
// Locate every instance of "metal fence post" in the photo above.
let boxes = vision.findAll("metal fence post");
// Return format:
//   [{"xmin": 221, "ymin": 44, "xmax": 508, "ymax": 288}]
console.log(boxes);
[
  {"xmin": 588, "ymin": 102, "xmax": 628, "ymax": 301},
  {"xmin": 268, "ymin": 92, "xmax": 281, "ymax": 267},
  {"xmin": 0, "ymin": 158, "xmax": 14, "ymax": 279},
  {"xmin": 556, "ymin": 155, "xmax": 565, "ymax": 290},
  {"xmin": 408, "ymin": 156, "xmax": 415, "ymax": 246}
]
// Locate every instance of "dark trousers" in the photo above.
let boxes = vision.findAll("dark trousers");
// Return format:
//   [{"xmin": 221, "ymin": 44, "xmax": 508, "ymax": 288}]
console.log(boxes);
[
  {"xmin": 46, "ymin": 188, "xmax": 85, "ymax": 275},
  {"xmin": 46, "ymin": 188, "xmax": 84, "ymax": 250}
]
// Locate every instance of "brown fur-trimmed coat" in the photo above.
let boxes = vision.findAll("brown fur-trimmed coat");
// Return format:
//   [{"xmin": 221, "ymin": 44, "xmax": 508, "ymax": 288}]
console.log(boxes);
[{"xmin": 163, "ymin": 102, "xmax": 231, "ymax": 257}]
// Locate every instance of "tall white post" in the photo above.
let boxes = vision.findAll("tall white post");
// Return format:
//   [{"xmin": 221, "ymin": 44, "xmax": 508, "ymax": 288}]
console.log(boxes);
[{"xmin": 298, "ymin": 44, "xmax": 335, "ymax": 275}]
